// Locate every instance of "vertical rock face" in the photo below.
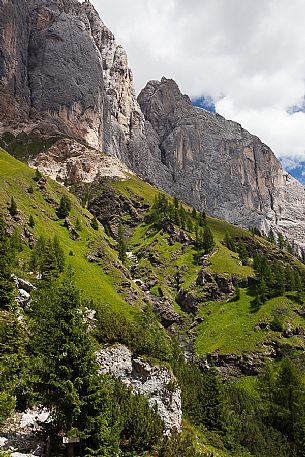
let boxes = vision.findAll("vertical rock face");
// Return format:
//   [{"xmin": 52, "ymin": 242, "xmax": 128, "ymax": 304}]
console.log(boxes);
[
  {"xmin": 0, "ymin": 0, "xmax": 112, "ymax": 151},
  {"xmin": 138, "ymin": 78, "xmax": 305, "ymax": 248},
  {"xmin": 80, "ymin": 1, "xmax": 149, "ymax": 168},
  {"xmin": 0, "ymin": 0, "xmax": 147, "ymax": 160},
  {"xmin": 0, "ymin": 0, "xmax": 30, "ymax": 120},
  {"xmin": 28, "ymin": 0, "xmax": 109, "ymax": 148}
]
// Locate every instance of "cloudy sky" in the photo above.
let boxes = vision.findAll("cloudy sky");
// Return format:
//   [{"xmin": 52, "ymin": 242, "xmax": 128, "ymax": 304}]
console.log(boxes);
[{"xmin": 92, "ymin": 0, "xmax": 305, "ymax": 172}]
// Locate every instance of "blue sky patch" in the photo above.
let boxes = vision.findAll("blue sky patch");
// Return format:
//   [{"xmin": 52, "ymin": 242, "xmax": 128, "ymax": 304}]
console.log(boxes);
[{"xmin": 192, "ymin": 96, "xmax": 216, "ymax": 113}]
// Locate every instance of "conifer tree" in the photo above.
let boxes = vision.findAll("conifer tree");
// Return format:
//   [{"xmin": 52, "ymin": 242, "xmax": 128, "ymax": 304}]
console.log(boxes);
[
  {"xmin": 28, "ymin": 215, "xmax": 35, "ymax": 228},
  {"xmin": 285, "ymin": 266, "xmax": 296, "ymax": 291},
  {"xmin": 56, "ymin": 195, "xmax": 71, "ymax": 219},
  {"xmin": 33, "ymin": 168, "xmax": 43, "ymax": 182},
  {"xmin": 53, "ymin": 235, "xmax": 65, "ymax": 272},
  {"xmin": 268, "ymin": 229, "xmax": 275, "ymax": 244},
  {"xmin": 91, "ymin": 216, "xmax": 99, "ymax": 231},
  {"xmin": 173, "ymin": 196, "xmax": 179, "ymax": 209},
  {"xmin": 0, "ymin": 309, "xmax": 30, "ymax": 411},
  {"xmin": 256, "ymin": 278, "xmax": 267, "ymax": 305},
  {"xmin": 30, "ymin": 272, "xmax": 119, "ymax": 455},
  {"xmin": 295, "ymin": 271, "xmax": 304, "ymax": 303},
  {"xmin": 29, "ymin": 235, "xmax": 46, "ymax": 272},
  {"xmin": 287, "ymin": 241, "xmax": 294, "ymax": 255},
  {"xmin": 186, "ymin": 216, "xmax": 193, "ymax": 232},
  {"xmin": 202, "ymin": 226, "xmax": 214, "ymax": 253},
  {"xmin": 0, "ymin": 216, "xmax": 15, "ymax": 308},
  {"xmin": 75, "ymin": 218, "xmax": 82, "ymax": 232},
  {"xmin": 197, "ymin": 211, "xmax": 206, "ymax": 227},
  {"xmin": 224, "ymin": 233, "xmax": 237, "ymax": 252},
  {"xmin": 151, "ymin": 193, "xmax": 169, "ymax": 227},
  {"xmin": 40, "ymin": 239, "xmax": 60, "ymax": 281},
  {"xmin": 278, "ymin": 233, "xmax": 286, "ymax": 250},
  {"xmin": 234, "ymin": 286, "xmax": 241, "ymax": 301},
  {"xmin": 237, "ymin": 240, "xmax": 248, "ymax": 263},
  {"xmin": 273, "ymin": 263, "xmax": 285, "ymax": 296},
  {"xmin": 179, "ymin": 204, "xmax": 187, "ymax": 230},
  {"xmin": 9, "ymin": 197, "xmax": 18, "ymax": 216},
  {"xmin": 194, "ymin": 222, "xmax": 199, "ymax": 243},
  {"xmin": 117, "ymin": 222, "xmax": 127, "ymax": 263}
]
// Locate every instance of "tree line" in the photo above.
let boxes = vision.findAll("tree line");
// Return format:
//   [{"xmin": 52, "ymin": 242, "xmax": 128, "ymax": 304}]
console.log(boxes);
[{"xmin": 150, "ymin": 193, "xmax": 214, "ymax": 255}]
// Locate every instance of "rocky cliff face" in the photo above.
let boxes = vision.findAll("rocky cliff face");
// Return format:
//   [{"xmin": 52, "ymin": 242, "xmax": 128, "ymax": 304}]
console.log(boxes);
[
  {"xmin": 0, "ymin": 0, "xmax": 147, "ymax": 163},
  {"xmin": 137, "ymin": 78, "xmax": 305, "ymax": 248},
  {"xmin": 27, "ymin": 0, "xmax": 111, "ymax": 149},
  {"xmin": 80, "ymin": 1, "xmax": 149, "ymax": 169},
  {"xmin": 0, "ymin": 0, "xmax": 112, "ymax": 149},
  {"xmin": 0, "ymin": 0, "xmax": 30, "ymax": 121}
]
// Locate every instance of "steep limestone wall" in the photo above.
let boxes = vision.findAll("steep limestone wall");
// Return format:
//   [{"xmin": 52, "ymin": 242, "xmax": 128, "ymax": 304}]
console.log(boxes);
[
  {"xmin": 0, "ymin": 0, "xmax": 30, "ymax": 120},
  {"xmin": 137, "ymin": 78, "xmax": 305, "ymax": 249}
]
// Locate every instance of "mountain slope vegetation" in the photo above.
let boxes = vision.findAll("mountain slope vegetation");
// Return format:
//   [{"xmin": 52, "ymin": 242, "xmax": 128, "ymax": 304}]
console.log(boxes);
[{"xmin": 1, "ymin": 148, "xmax": 305, "ymax": 456}]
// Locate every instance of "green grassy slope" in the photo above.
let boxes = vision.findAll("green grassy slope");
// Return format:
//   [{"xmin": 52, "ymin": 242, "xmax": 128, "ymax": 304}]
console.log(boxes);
[
  {"xmin": 112, "ymin": 177, "xmax": 305, "ymax": 359},
  {"xmin": 0, "ymin": 148, "xmax": 142, "ymax": 316},
  {"xmin": 2, "ymin": 146, "xmax": 305, "ymax": 360},
  {"xmin": 195, "ymin": 290, "xmax": 305, "ymax": 356}
]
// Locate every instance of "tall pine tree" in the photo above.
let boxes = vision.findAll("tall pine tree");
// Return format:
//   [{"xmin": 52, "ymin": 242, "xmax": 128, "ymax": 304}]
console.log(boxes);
[
  {"xmin": 30, "ymin": 271, "xmax": 119, "ymax": 455},
  {"xmin": 0, "ymin": 216, "xmax": 16, "ymax": 308}
]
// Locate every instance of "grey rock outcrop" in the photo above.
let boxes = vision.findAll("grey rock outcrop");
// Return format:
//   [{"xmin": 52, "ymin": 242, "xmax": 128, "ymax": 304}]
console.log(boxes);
[
  {"xmin": 0, "ymin": 408, "xmax": 50, "ymax": 456},
  {"xmin": 30, "ymin": 138, "xmax": 132, "ymax": 183},
  {"xmin": 13, "ymin": 277, "xmax": 35, "ymax": 307},
  {"xmin": 0, "ymin": 0, "xmax": 147, "ymax": 162},
  {"xmin": 137, "ymin": 77, "xmax": 305, "ymax": 250},
  {"xmin": 80, "ymin": 1, "xmax": 150, "ymax": 168},
  {"xmin": 97, "ymin": 344, "xmax": 182, "ymax": 435},
  {"xmin": 28, "ymin": 0, "xmax": 111, "ymax": 149}
]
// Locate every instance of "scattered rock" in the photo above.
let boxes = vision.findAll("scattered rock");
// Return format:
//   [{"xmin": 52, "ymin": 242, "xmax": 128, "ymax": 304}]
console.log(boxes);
[
  {"xmin": 30, "ymin": 139, "xmax": 132, "ymax": 184},
  {"xmin": 150, "ymin": 296, "xmax": 181, "ymax": 328},
  {"xmin": 0, "ymin": 408, "xmax": 50, "ymax": 456},
  {"xmin": 64, "ymin": 217, "xmax": 79, "ymax": 240},
  {"xmin": 13, "ymin": 277, "xmax": 35, "ymax": 307}
]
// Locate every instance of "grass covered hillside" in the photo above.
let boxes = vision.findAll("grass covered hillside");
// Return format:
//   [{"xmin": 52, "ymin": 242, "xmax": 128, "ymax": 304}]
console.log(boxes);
[
  {"xmin": 108, "ymin": 176, "xmax": 305, "ymax": 366},
  {"xmin": 0, "ymin": 148, "xmax": 144, "ymax": 315},
  {"xmin": 2, "ymin": 147, "xmax": 305, "ymax": 456}
]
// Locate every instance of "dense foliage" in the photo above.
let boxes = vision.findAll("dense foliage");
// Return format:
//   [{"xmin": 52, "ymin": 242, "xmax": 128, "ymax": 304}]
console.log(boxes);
[
  {"xmin": 0, "ymin": 217, "xmax": 15, "ymax": 307},
  {"xmin": 150, "ymin": 192, "xmax": 214, "ymax": 260}
]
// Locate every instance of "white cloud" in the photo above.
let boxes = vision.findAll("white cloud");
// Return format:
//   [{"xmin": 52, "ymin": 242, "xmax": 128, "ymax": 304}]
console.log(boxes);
[
  {"xmin": 216, "ymin": 97, "xmax": 305, "ymax": 162},
  {"xmin": 91, "ymin": 0, "xmax": 305, "ymax": 161}
]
